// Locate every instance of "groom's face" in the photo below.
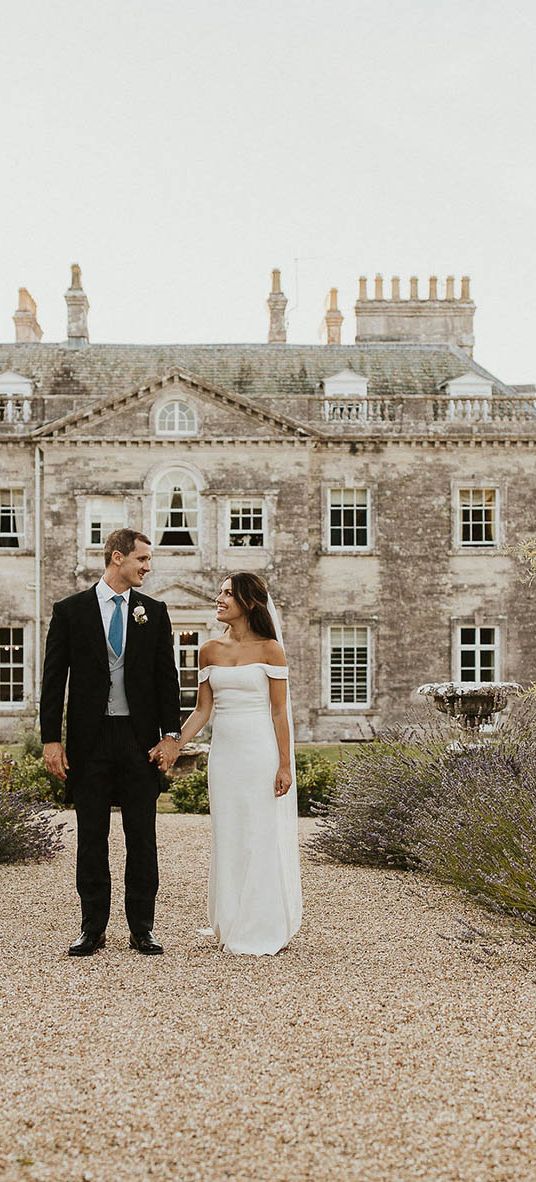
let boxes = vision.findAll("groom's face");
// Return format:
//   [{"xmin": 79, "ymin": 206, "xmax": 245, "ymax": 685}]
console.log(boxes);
[{"xmin": 116, "ymin": 540, "xmax": 152, "ymax": 588}]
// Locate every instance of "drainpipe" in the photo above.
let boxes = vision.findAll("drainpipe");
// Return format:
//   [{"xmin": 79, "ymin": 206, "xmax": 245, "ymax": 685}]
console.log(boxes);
[{"xmin": 34, "ymin": 445, "xmax": 43, "ymax": 707}]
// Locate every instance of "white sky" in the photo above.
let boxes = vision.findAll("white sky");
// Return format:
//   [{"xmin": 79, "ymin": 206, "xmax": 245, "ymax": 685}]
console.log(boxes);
[{"xmin": 1, "ymin": 0, "xmax": 535, "ymax": 381}]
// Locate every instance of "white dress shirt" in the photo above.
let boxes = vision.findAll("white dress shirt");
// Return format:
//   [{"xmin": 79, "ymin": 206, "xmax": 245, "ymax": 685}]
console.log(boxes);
[{"xmin": 96, "ymin": 577, "xmax": 131, "ymax": 652}]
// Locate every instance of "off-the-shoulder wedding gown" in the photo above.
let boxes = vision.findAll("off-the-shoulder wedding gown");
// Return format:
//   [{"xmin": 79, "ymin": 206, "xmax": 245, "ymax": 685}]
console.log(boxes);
[{"xmin": 198, "ymin": 662, "xmax": 302, "ymax": 955}]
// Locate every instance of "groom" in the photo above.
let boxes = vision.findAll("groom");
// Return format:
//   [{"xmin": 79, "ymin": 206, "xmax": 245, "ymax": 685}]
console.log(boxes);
[{"xmin": 40, "ymin": 528, "xmax": 181, "ymax": 956}]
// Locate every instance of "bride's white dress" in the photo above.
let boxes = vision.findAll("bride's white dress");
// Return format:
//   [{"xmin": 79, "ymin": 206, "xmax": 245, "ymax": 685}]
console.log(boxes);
[{"xmin": 199, "ymin": 662, "xmax": 302, "ymax": 956}]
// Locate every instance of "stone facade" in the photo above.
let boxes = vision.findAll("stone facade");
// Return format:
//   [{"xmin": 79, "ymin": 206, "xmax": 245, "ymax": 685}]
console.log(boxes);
[{"xmin": 1, "ymin": 268, "xmax": 535, "ymax": 743}]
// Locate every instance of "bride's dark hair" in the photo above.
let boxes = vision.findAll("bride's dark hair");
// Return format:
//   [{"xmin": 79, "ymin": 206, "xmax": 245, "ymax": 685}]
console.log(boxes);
[{"xmin": 222, "ymin": 572, "xmax": 277, "ymax": 640}]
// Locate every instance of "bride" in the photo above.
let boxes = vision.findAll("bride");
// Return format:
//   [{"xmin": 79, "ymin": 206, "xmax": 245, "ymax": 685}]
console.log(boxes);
[{"xmin": 172, "ymin": 572, "xmax": 302, "ymax": 956}]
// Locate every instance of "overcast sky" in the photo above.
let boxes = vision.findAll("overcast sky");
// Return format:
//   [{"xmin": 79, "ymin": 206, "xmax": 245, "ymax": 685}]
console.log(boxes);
[{"xmin": 1, "ymin": 0, "xmax": 535, "ymax": 381}]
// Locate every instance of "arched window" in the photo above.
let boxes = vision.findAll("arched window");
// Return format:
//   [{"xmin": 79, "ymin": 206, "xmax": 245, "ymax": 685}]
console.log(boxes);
[
  {"xmin": 154, "ymin": 470, "xmax": 199, "ymax": 547},
  {"xmin": 155, "ymin": 400, "xmax": 197, "ymax": 436}
]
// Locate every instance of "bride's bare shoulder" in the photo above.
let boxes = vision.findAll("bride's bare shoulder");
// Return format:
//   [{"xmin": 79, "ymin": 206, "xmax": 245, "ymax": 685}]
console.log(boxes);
[
  {"xmin": 262, "ymin": 638, "xmax": 287, "ymax": 666},
  {"xmin": 199, "ymin": 640, "xmax": 221, "ymax": 669}
]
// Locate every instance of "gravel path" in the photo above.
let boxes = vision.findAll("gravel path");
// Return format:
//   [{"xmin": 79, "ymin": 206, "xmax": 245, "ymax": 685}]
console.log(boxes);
[{"xmin": 1, "ymin": 813, "xmax": 536, "ymax": 1182}]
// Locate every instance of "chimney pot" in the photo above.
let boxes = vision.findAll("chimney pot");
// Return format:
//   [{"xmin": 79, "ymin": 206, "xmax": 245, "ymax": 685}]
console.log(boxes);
[
  {"xmin": 271, "ymin": 268, "xmax": 281, "ymax": 295},
  {"xmin": 410, "ymin": 276, "xmax": 419, "ymax": 300},
  {"xmin": 429, "ymin": 276, "xmax": 438, "ymax": 300},
  {"xmin": 358, "ymin": 276, "xmax": 368, "ymax": 301},
  {"xmin": 461, "ymin": 275, "xmax": 471, "ymax": 300},
  {"xmin": 391, "ymin": 276, "xmax": 400, "ymax": 301},
  {"xmin": 445, "ymin": 275, "xmax": 455, "ymax": 300}
]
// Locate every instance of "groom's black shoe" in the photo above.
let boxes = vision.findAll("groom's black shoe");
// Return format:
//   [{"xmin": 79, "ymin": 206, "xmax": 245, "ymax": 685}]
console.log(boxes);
[
  {"xmin": 68, "ymin": 931, "xmax": 106, "ymax": 957},
  {"xmin": 129, "ymin": 930, "xmax": 163, "ymax": 955}
]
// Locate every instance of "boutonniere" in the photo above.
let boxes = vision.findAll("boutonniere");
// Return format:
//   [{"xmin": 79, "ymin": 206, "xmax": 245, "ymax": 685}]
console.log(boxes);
[{"xmin": 132, "ymin": 602, "xmax": 148, "ymax": 626}]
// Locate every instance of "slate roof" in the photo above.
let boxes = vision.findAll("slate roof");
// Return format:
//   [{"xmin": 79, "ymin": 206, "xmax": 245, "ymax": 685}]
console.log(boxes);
[{"xmin": 0, "ymin": 340, "xmax": 516, "ymax": 414}]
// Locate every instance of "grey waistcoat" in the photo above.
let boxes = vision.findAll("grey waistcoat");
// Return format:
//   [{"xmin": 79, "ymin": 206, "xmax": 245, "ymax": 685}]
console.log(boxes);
[{"xmin": 105, "ymin": 639, "xmax": 130, "ymax": 716}]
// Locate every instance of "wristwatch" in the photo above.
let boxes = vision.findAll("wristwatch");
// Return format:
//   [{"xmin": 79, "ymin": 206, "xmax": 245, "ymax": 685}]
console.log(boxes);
[{"xmin": 164, "ymin": 732, "xmax": 181, "ymax": 742}]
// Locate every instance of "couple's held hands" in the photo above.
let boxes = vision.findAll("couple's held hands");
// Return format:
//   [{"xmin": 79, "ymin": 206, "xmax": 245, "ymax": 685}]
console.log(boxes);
[
  {"xmin": 275, "ymin": 765, "xmax": 292, "ymax": 797},
  {"xmin": 148, "ymin": 735, "xmax": 182, "ymax": 773}
]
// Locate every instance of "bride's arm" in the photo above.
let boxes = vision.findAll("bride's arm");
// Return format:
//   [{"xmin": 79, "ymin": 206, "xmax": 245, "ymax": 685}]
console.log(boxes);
[
  {"xmin": 269, "ymin": 676, "xmax": 292, "ymax": 797},
  {"xmin": 173, "ymin": 680, "xmax": 213, "ymax": 750}
]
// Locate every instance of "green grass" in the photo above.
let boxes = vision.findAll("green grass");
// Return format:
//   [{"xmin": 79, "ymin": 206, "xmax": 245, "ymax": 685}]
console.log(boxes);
[{"xmin": 296, "ymin": 743, "xmax": 359, "ymax": 765}]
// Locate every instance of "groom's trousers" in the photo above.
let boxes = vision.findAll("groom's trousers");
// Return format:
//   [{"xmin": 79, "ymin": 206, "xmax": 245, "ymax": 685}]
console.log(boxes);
[{"xmin": 72, "ymin": 717, "xmax": 159, "ymax": 935}]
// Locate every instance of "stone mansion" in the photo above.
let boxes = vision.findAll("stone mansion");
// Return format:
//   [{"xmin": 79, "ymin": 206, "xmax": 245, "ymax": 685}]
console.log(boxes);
[{"xmin": 1, "ymin": 266, "xmax": 535, "ymax": 744}]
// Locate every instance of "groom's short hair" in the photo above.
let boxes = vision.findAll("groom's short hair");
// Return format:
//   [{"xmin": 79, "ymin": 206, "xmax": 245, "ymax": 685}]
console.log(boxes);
[{"xmin": 104, "ymin": 528, "xmax": 151, "ymax": 567}]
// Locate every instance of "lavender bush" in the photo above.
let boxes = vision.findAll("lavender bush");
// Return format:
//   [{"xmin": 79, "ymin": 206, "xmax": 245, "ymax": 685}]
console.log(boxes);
[
  {"xmin": 0, "ymin": 755, "xmax": 65, "ymax": 864},
  {"xmin": 310, "ymin": 699, "xmax": 536, "ymax": 926}
]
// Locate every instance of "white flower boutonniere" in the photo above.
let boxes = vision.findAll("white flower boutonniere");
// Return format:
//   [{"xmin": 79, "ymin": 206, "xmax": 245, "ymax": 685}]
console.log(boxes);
[{"xmin": 133, "ymin": 603, "xmax": 148, "ymax": 626}]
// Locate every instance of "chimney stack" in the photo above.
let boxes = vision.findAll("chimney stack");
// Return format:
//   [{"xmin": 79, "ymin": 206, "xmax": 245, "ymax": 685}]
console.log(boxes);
[
  {"xmin": 65, "ymin": 263, "xmax": 89, "ymax": 347},
  {"xmin": 13, "ymin": 288, "xmax": 43, "ymax": 343},
  {"xmin": 354, "ymin": 273, "xmax": 475, "ymax": 355},
  {"xmin": 267, "ymin": 269, "xmax": 287, "ymax": 343},
  {"xmin": 324, "ymin": 288, "xmax": 343, "ymax": 345}
]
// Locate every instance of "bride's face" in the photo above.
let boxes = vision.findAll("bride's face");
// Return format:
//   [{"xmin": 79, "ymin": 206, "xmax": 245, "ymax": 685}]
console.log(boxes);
[{"xmin": 216, "ymin": 579, "xmax": 244, "ymax": 625}]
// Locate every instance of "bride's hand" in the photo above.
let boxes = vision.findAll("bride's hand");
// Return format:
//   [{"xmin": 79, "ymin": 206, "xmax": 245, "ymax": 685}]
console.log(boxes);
[
  {"xmin": 275, "ymin": 766, "xmax": 292, "ymax": 797},
  {"xmin": 148, "ymin": 736, "xmax": 181, "ymax": 773}
]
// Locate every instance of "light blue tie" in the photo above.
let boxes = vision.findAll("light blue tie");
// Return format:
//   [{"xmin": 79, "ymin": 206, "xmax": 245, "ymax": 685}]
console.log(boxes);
[{"xmin": 108, "ymin": 594, "xmax": 124, "ymax": 657}]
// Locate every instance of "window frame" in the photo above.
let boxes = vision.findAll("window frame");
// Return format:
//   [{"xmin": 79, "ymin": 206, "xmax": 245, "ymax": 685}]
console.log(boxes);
[
  {"xmin": 85, "ymin": 496, "xmax": 126, "ymax": 549},
  {"xmin": 456, "ymin": 624, "xmax": 500, "ymax": 682},
  {"xmin": 0, "ymin": 486, "xmax": 25, "ymax": 549},
  {"xmin": 173, "ymin": 627, "xmax": 204, "ymax": 724},
  {"xmin": 227, "ymin": 497, "xmax": 267, "ymax": 549},
  {"xmin": 457, "ymin": 486, "xmax": 499, "ymax": 549},
  {"xmin": 152, "ymin": 467, "xmax": 201, "ymax": 551},
  {"xmin": 0, "ymin": 625, "xmax": 25, "ymax": 708},
  {"xmin": 155, "ymin": 399, "xmax": 198, "ymax": 438},
  {"xmin": 327, "ymin": 623, "xmax": 372, "ymax": 709},
  {"xmin": 327, "ymin": 486, "xmax": 371, "ymax": 553}
]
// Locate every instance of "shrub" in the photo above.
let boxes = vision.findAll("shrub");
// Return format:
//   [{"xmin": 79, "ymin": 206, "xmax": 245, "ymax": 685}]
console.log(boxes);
[
  {"xmin": 0, "ymin": 766, "xmax": 65, "ymax": 865},
  {"xmin": 309, "ymin": 699, "xmax": 536, "ymax": 927},
  {"xmin": 0, "ymin": 751, "xmax": 65, "ymax": 808},
  {"xmin": 167, "ymin": 747, "xmax": 337, "ymax": 815},
  {"xmin": 295, "ymin": 749, "xmax": 337, "ymax": 816},
  {"xmin": 168, "ymin": 759, "xmax": 209, "ymax": 814}
]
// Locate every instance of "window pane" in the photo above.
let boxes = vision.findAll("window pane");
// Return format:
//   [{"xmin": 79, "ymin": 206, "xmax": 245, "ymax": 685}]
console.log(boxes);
[
  {"xmin": 0, "ymin": 488, "xmax": 24, "ymax": 547},
  {"xmin": 330, "ymin": 626, "xmax": 369, "ymax": 705},
  {"xmin": 229, "ymin": 499, "xmax": 264, "ymax": 547},
  {"xmin": 329, "ymin": 489, "xmax": 368, "ymax": 549},
  {"xmin": 156, "ymin": 401, "xmax": 196, "ymax": 436},
  {"xmin": 0, "ymin": 627, "xmax": 24, "ymax": 702},
  {"xmin": 459, "ymin": 488, "xmax": 496, "ymax": 545},
  {"xmin": 156, "ymin": 475, "xmax": 198, "ymax": 547},
  {"xmin": 174, "ymin": 630, "xmax": 199, "ymax": 723}
]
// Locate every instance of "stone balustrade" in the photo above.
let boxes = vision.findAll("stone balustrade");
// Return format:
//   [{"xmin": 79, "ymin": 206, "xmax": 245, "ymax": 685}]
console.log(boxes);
[{"xmin": 323, "ymin": 395, "xmax": 536, "ymax": 429}]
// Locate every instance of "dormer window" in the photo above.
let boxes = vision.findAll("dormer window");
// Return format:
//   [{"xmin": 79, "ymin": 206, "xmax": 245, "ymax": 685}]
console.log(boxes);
[
  {"xmin": 155, "ymin": 400, "xmax": 197, "ymax": 437},
  {"xmin": 0, "ymin": 371, "xmax": 34, "ymax": 427},
  {"xmin": 322, "ymin": 369, "xmax": 368, "ymax": 423}
]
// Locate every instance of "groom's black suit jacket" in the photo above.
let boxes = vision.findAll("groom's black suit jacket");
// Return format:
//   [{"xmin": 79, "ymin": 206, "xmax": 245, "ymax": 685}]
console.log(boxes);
[{"xmin": 40, "ymin": 585, "xmax": 181, "ymax": 802}]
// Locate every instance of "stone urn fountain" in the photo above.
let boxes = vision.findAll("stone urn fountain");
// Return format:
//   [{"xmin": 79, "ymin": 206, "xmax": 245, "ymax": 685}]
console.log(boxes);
[{"xmin": 416, "ymin": 681, "xmax": 522, "ymax": 731}]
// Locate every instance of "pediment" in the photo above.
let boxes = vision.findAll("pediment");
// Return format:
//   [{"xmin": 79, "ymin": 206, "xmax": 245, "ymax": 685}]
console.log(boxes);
[
  {"xmin": 0, "ymin": 370, "xmax": 33, "ymax": 395},
  {"xmin": 36, "ymin": 365, "xmax": 313, "ymax": 440},
  {"xmin": 155, "ymin": 577, "xmax": 217, "ymax": 609},
  {"xmin": 442, "ymin": 371, "xmax": 493, "ymax": 398},
  {"xmin": 323, "ymin": 368, "xmax": 368, "ymax": 398}
]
